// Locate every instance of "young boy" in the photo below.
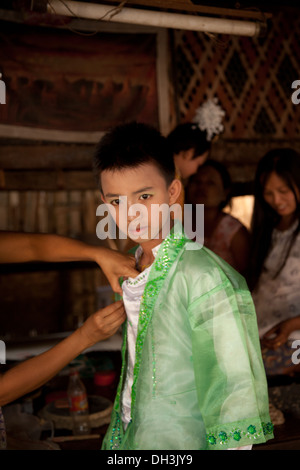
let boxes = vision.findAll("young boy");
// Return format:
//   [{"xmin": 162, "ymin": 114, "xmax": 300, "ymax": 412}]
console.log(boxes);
[{"xmin": 93, "ymin": 122, "xmax": 273, "ymax": 450}]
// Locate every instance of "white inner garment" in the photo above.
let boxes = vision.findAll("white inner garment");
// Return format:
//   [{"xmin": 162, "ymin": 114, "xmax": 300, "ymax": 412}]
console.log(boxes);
[{"xmin": 121, "ymin": 244, "xmax": 160, "ymax": 428}]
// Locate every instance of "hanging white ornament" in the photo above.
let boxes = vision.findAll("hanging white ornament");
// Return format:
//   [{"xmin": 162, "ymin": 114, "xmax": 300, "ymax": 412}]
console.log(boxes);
[{"xmin": 193, "ymin": 98, "xmax": 225, "ymax": 141}]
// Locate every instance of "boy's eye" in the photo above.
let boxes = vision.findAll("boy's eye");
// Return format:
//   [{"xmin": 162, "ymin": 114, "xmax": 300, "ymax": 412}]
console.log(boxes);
[
  {"xmin": 110, "ymin": 199, "xmax": 120, "ymax": 206},
  {"xmin": 139, "ymin": 194, "xmax": 152, "ymax": 200}
]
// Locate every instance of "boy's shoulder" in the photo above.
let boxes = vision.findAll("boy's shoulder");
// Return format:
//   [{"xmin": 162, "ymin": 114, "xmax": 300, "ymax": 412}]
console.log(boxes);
[{"xmin": 177, "ymin": 240, "xmax": 248, "ymax": 291}]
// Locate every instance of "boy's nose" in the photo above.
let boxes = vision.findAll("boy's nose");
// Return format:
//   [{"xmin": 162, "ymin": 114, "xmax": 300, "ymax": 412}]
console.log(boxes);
[{"xmin": 127, "ymin": 213, "xmax": 137, "ymax": 223}]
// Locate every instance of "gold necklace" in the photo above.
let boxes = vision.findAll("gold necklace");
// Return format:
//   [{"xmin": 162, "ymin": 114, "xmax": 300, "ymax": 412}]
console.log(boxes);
[{"xmin": 137, "ymin": 261, "xmax": 152, "ymax": 272}]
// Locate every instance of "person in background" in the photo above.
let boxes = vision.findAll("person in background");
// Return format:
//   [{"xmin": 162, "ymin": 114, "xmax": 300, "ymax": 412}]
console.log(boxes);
[
  {"xmin": 0, "ymin": 232, "xmax": 139, "ymax": 447},
  {"xmin": 185, "ymin": 160, "xmax": 250, "ymax": 275},
  {"xmin": 249, "ymin": 148, "xmax": 300, "ymax": 376},
  {"xmin": 167, "ymin": 98, "xmax": 225, "ymax": 207},
  {"xmin": 167, "ymin": 122, "xmax": 210, "ymax": 181}
]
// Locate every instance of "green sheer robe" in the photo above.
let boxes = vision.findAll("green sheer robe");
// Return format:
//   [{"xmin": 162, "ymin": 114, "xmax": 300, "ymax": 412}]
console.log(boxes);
[{"xmin": 102, "ymin": 225, "xmax": 273, "ymax": 450}]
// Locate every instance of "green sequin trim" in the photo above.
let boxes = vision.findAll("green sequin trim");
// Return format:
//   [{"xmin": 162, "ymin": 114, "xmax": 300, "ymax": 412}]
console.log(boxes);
[
  {"xmin": 109, "ymin": 412, "xmax": 122, "ymax": 449},
  {"xmin": 107, "ymin": 225, "xmax": 189, "ymax": 449},
  {"xmin": 150, "ymin": 323, "xmax": 157, "ymax": 397},
  {"xmin": 206, "ymin": 421, "xmax": 274, "ymax": 447},
  {"xmin": 130, "ymin": 226, "xmax": 187, "ymax": 412},
  {"xmin": 127, "ymin": 270, "xmax": 148, "ymax": 286}
]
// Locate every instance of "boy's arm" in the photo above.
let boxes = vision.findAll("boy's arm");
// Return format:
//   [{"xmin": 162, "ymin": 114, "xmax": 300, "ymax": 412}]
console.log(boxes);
[{"xmin": 188, "ymin": 278, "xmax": 273, "ymax": 450}]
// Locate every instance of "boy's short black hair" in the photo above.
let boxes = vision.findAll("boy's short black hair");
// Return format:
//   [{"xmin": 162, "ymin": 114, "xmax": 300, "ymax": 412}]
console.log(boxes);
[
  {"xmin": 167, "ymin": 123, "xmax": 211, "ymax": 159},
  {"xmin": 93, "ymin": 121, "xmax": 175, "ymax": 190}
]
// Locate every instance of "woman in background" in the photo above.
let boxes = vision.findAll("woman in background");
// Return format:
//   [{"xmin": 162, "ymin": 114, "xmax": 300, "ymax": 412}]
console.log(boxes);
[
  {"xmin": 186, "ymin": 159, "xmax": 250, "ymax": 275},
  {"xmin": 249, "ymin": 148, "xmax": 300, "ymax": 376}
]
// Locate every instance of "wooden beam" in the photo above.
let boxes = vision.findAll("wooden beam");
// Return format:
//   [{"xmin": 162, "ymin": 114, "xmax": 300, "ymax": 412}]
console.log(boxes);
[
  {"xmin": 156, "ymin": 30, "xmax": 170, "ymax": 136},
  {"xmin": 0, "ymin": 125, "xmax": 105, "ymax": 144},
  {"xmin": 0, "ymin": 170, "xmax": 97, "ymax": 190},
  {"xmin": 99, "ymin": 0, "xmax": 272, "ymax": 20},
  {"xmin": 0, "ymin": 145, "xmax": 94, "ymax": 170}
]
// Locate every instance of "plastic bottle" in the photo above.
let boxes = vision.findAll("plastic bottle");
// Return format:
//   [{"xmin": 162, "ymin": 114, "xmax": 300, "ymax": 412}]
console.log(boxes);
[{"xmin": 67, "ymin": 369, "xmax": 91, "ymax": 435}]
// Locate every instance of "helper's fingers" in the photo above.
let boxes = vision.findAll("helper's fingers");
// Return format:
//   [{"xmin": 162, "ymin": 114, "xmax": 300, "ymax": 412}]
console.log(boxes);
[
  {"xmin": 123, "ymin": 266, "xmax": 139, "ymax": 278},
  {"xmin": 100, "ymin": 300, "xmax": 124, "ymax": 316}
]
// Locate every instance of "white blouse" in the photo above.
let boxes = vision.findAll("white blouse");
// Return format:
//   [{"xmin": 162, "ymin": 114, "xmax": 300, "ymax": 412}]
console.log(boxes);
[{"xmin": 252, "ymin": 220, "xmax": 300, "ymax": 338}]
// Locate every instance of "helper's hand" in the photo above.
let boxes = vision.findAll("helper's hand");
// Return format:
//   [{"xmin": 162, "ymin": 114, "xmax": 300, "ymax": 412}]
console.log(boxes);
[
  {"xmin": 78, "ymin": 300, "xmax": 126, "ymax": 348},
  {"xmin": 94, "ymin": 247, "xmax": 139, "ymax": 294},
  {"xmin": 262, "ymin": 318, "xmax": 299, "ymax": 349}
]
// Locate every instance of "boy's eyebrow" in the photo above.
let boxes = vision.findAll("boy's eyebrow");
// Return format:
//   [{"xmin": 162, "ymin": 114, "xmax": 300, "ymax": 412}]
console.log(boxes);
[
  {"xmin": 133, "ymin": 186, "xmax": 154, "ymax": 194},
  {"xmin": 104, "ymin": 192, "xmax": 121, "ymax": 198},
  {"xmin": 105, "ymin": 187, "xmax": 154, "ymax": 198}
]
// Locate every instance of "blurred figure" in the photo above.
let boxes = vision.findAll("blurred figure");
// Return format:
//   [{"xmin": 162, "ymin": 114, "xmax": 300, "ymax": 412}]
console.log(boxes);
[
  {"xmin": 167, "ymin": 122, "xmax": 211, "ymax": 181},
  {"xmin": 167, "ymin": 99, "xmax": 225, "ymax": 180},
  {"xmin": 167, "ymin": 99, "xmax": 225, "ymax": 210},
  {"xmin": 186, "ymin": 160, "xmax": 250, "ymax": 274},
  {"xmin": 249, "ymin": 148, "xmax": 300, "ymax": 376}
]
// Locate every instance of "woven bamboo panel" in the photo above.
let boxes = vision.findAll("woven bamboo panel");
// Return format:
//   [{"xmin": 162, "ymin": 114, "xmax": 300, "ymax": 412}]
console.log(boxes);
[
  {"xmin": 0, "ymin": 189, "xmax": 102, "ymax": 237},
  {"xmin": 172, "ymin": 10, "xmax": 300, "ymax": 139}
]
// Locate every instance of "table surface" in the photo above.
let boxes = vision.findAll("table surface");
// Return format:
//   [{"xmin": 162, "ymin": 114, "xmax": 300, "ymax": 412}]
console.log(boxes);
[{"xmin": 5, "ymin": 352, "xmax": 300, "ymax": 451}]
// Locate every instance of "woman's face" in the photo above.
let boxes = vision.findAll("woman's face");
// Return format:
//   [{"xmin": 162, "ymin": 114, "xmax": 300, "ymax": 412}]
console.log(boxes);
[
  {"xmin": 187, "ymin": 165, "xmax": 226, "ymax": 208},
  {"xmin": 175, "ymin": 149, "xmax": 209, "ymax": 179},
  {"xmin": 263, "ymin": 171, "xmax": 300, "ymax": 217}
]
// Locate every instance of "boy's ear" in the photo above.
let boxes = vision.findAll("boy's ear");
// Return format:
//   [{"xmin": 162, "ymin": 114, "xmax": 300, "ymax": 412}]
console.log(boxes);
[
  {"xmin": 168, "ymin": 178, "xmax": 182, "ymax": 205},
  {"xmin": 100, "ymin": 192, "xmax": 106, "ymax": 204}
]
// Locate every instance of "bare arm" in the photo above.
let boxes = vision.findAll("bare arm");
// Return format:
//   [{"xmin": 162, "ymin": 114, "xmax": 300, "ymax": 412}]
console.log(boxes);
[
  {"xmin": 262, "ymin": 316, "xmax": 300, "ymax": 349},
  {"xmin": 0, "ymin": 300, "xmax": 126, "ymax": 406},
  {"xmin": 230, "ymin": 226, "xmax": 250, "ymax": 275},
  {"xmin": 0, "ymin": 232, "xmax": 138, "ymax": 293},
  {"xmin": 0, "ymin": 232, "xmax": 82, "ymax": 263}
]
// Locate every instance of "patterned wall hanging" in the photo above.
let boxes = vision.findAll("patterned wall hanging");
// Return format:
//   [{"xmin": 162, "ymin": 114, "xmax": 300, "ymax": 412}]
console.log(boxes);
[{"xmin": 172, "ymin": 9, "xmax": 300, "ymax": 140}]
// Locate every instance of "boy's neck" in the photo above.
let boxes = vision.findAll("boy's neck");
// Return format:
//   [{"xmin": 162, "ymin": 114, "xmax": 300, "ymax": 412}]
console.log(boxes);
[
  {"xmin": 137, "ymin": 221, "xmax": 174, "ymax": 270},
  {"xmin": 141, "ymin": 237, "xmax": 162, "ymax": 255}
]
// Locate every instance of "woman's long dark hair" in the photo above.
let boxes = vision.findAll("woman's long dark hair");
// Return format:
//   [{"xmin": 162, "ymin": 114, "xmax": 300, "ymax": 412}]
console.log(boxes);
[{"xmin": 249, "ymin": 148, "xmax": 300, "ymax": 290}]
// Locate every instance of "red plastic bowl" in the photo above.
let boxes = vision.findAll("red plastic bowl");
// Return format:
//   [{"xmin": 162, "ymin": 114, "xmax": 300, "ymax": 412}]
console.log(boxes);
[{"xmin": 94, "ymin": 370, "xmax": 116, "ymax": 387}]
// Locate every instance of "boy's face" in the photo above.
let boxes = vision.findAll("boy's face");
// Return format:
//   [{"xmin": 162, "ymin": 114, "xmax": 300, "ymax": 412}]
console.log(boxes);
[{"xmin": 101, "ymin": 162, "xmax": 181, "ymax": 245}]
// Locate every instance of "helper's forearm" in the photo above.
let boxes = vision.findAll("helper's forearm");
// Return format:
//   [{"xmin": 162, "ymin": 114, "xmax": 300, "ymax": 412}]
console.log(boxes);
[
  {"xmin": 0, "ymin": 328, "xmax": 87, "ymax": 406},
  {"xmin": 0, "ymin": 232, "xmax": 101, "ymax": 264}
]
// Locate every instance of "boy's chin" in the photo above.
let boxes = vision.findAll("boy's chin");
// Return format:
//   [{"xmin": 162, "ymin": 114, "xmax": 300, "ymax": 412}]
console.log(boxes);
[
  {"xmin": 128, "ymin": 233, "xmax": 152, "ymax": 243},
  {"xmin": 127, "ymin": 227, "xmax": 161, "ymax": 243}
]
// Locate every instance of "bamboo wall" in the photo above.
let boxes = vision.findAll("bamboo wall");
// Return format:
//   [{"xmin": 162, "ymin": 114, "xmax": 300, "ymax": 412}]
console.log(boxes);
[
  {"xmin": 171, "ymin": 9, "xmax": 300, "ymax": 183},
  {"xmin": 0, "ymin": 189, "xmax": 100, "ymax": 235}
]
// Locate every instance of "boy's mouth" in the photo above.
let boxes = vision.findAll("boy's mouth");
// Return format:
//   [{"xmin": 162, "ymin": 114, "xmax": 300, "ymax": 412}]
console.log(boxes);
[{"xmin": 128, "ymin": 225, "xmax": 148, "ymax": 239}]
